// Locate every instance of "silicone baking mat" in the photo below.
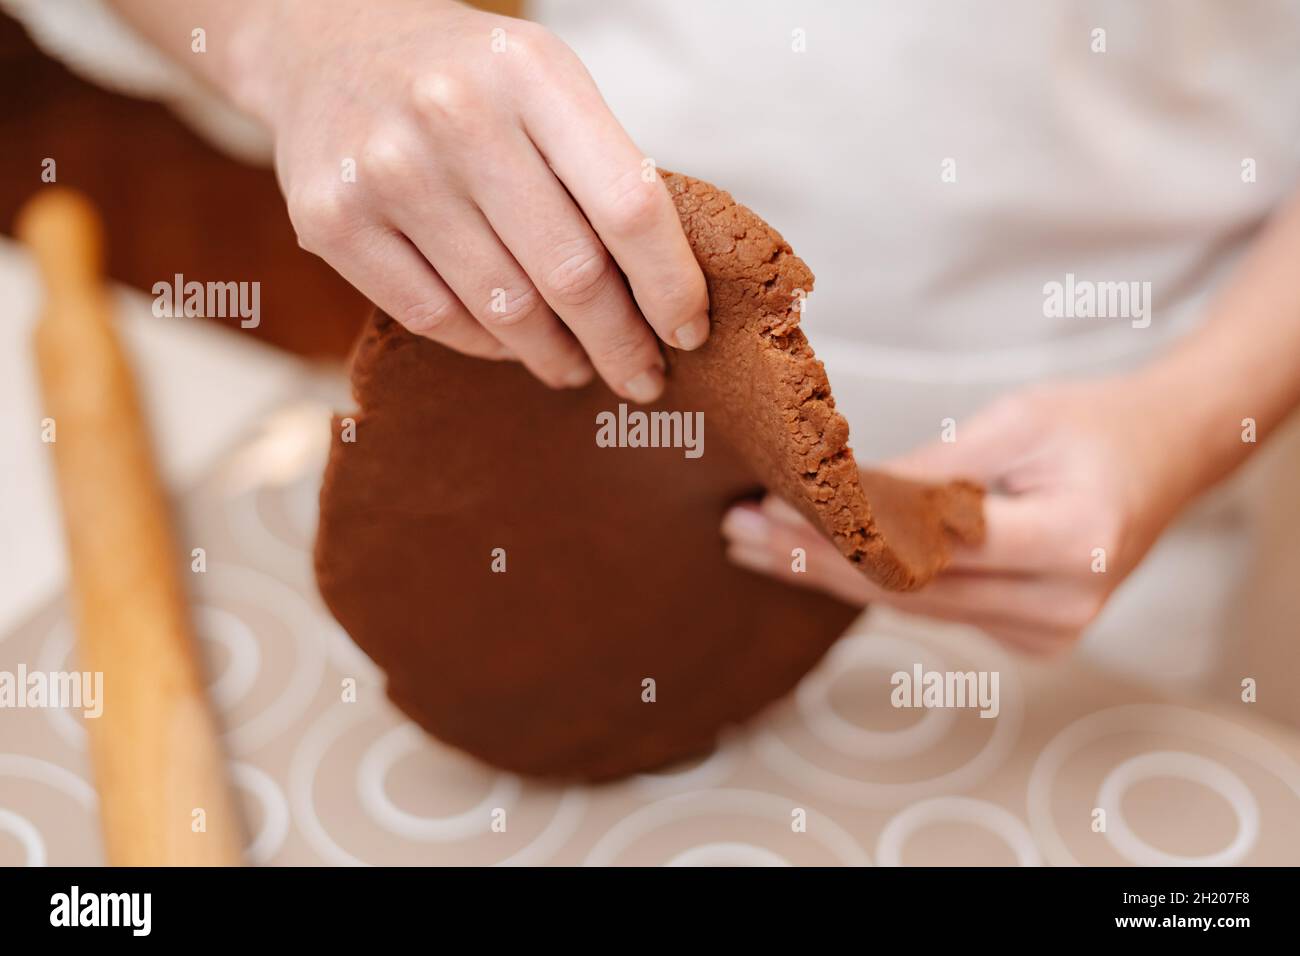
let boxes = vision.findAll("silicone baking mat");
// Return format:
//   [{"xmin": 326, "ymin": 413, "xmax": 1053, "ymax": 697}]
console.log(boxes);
[{"xmin": 3, "ymin": 395, "xmax": 1299, "ymax": 866}]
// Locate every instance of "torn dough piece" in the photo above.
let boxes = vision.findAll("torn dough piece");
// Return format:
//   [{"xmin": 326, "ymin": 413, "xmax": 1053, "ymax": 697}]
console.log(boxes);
[{"xmin": 315, "ymin": 171, "xmax": 983, "ymax": 780}]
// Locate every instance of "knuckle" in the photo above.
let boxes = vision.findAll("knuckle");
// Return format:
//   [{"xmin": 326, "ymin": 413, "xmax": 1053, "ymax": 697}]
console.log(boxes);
[
  {"xmin": 503, "ymin": 21, "xmax": 561, "ymax": 60},
  {"xmin": 502, "ymin": 22, "xmax": 572, "ymax": 83},
  {"xmin": 602, "ymin": 170, "xmax": 663, "ymax": 236},
  {"xmin": 594, "ymin": 324, "xmax": 655, "ymax": 370},
  {"xmin": 481, "ymin": 284, "xmax": 546, "ymax": 327},
  {"xmin": 397, "ymin": 296, "xmax": 460, "ymax": 335},
  {"xmin": 541, "ymin": 243, "xmax": 612, "ymax": 307},
  {"xmin": 409, "ymin": 72, "xmax": 487, "ymax": 137},
  {"xmin": 286, "ymin": 185, "xmax": 358, "ymax": 252},
  {"xmin": 358, "ymin": 129, "xmax": 414, "ymax": 188},
  {"xmin": 656, "ymin": 272, "xmax": 708, "ymax": 316}
]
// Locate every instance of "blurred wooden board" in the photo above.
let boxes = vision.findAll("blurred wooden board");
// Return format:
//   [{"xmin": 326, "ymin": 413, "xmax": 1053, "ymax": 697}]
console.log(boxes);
[{"xmin": 0, "ymin": 12, "xmax": 366, "ymax": 360}]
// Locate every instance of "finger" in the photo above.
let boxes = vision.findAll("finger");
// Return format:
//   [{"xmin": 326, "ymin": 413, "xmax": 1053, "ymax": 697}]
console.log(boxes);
[
  {"xmin": 943, "ymin": 493, "xmax": 1072, "ymax": 574},
  {"xmin": 725, "ymin": 502, "xmax": 1087, "ymax": 650},
  {"xmin": 754, "ymin": 474, "xmax": 1047, "ymax": 579},
  {"xmin": 726, "ymin": 534, "xmax": 1071, "ymax": 654},
  {"xmin": 726, "ymin": 542, "xmax": 874, "ymax": 607},
  {"xmin": 722, "ymin": 504, "xmax": 879, "ymax": 606},
  {"xmin": 300, "ymin": 222, "xmax": 513, "ymax": 361},
  {"xmin": 723, "ymin": 498, "xmax": 1089, "ymax": 639},
  {"xmin": 516, "ymin": 55, "xmax": 710, "ymax": 350},
  {"xmin": 884, "ymin": 395, "xmax": 1035, "ymax": 482},
  {"xmin": 393, "ymin": 197, "xmax": 595, "ymax": 389},
  {"xmin": 722, "ymin": 503, "xmax": 828, "ymax": 560},
  {"xmin": 469, "ymin": 131, "xmax": 668, "ymax": 403},
  {"xmin": 876, "ymin": 569, "xmax": 1090, "ymax": 639},
  {"xmin": 981, "ymin": 623, "xmax": 1076, "ymax": 657},
  {"xmin": 758, "ymin": 494, "xmax": 810, "ymax": 526}
]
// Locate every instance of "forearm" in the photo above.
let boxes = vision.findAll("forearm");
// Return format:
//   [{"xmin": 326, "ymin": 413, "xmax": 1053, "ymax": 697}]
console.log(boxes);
[
  {"xmin": 106, "ymin": 0, "xmax": 277, "ymax": 119},
  {"xmin": 1135, "ymin": 185, "xmax": 1300, "ymax": 506}
]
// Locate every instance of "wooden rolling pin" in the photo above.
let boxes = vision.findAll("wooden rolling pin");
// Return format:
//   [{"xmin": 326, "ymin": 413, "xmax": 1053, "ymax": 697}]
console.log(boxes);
[{"xmin": 16, "ymin": 189, "xmax": 244, "ymax": 866}]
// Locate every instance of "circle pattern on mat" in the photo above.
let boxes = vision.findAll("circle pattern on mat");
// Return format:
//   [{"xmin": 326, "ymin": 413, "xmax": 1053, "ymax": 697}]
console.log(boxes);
[
  {"xmin": 753, "ymin": 621, "xmax": 1023, "ymax": 808},
  {"xmin": 290, "ymin": 699, "xmax": 585, "ymax": 866},
  {"xmin": 37, "ymin": 564, "xmax": 326, "ymax": 756},
  {"xmin": 1096, "ymin": 751, "xmax": 1258, "ymax": 867},
  {"xmin": 876, "ymin": 796, "xmax": 1040, "ymax": 867},
  {"xmin": 584, "ymin": 789, "xmax": 870, "ymax": 867},
  {"xmin": 5, "ymin": 405, "xmax": 1298, "ymax": 867},
  {"xmin": 1028, "ymin": 704, "xmax": 1300, "ymax": 866}
]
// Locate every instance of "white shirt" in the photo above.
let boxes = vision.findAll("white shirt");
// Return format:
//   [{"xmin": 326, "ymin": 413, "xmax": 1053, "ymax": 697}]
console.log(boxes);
[{"xmin": 11, "ymin": 0, "xmax": 1300, "ymax": 688}]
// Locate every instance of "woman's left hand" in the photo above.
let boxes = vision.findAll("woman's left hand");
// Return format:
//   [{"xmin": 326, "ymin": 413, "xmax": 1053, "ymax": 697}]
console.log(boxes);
[{"xmin": 721, "ymin": 375, "xmax": 1200, "ymax": 655}]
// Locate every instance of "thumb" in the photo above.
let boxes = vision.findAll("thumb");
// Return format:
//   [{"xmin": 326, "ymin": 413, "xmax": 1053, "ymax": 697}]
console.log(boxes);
[{"xmin": 883, "ymin": 394, "xmax": 1031, "ymax": 483}]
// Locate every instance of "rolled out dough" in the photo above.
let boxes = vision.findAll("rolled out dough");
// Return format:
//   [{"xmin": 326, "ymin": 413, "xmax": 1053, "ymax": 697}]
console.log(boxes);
[{"xmin": 315, "ymin": 172, "xmax": 983, "ymax": 779}]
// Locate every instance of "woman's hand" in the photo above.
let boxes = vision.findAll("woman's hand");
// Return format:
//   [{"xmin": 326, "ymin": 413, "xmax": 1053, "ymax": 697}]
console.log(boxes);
[
  {"xmin": 236, "ymin": 0, "xmax": 709, "ymax": 399},
  {"xmin": 720, "ymin": 180, "xmax": 1300, "ymax": 656},
  {"xmin": 722, "ymin": 376, "xmax": 1200, "ymax": 655}
]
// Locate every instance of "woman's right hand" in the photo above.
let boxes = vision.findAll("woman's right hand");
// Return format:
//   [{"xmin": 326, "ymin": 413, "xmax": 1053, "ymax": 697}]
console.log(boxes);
[{"xmin": 240, "ymin": 0, "xmax": 709, "ymax": 401}]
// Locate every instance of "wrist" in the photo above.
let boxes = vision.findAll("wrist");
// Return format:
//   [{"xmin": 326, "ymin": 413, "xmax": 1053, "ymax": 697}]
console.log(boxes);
[
  {"xmin": 223, "ymin": 0, "xmax": 472, "ymax": 129},
  {"xmin": 1127, "ymin": 335, "xmax": 1253, "ymax": 509},
  {"xmin": 217, "ymin": 1, "xmax": 285, "ymax": 127}
]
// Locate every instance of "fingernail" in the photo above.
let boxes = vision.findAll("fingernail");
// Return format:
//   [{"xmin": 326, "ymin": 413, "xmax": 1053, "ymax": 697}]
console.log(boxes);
[
  {"xmin": 563, "ymin": 364, "xmax": 594, "ymax": 388},
  {"xmin": 722, "ymin": 506, "xmax": 770, "ymax": 545},
  {"xmin": 673, "ymin": 318, "xmax": 709, "ymax": 350},
  {"xmin": 495, "ymin": 344, "xmax": 517, "ymax": 360},
  {"xmin": 623, "ymin": 367, "xmax": 664, "ymax": 403}
]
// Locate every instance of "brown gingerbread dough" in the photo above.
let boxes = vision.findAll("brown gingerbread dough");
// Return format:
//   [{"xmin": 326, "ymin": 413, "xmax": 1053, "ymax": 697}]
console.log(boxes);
[{"xmin": 315, "ymin": 172, "xmax": 983, "ymax": 780}]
